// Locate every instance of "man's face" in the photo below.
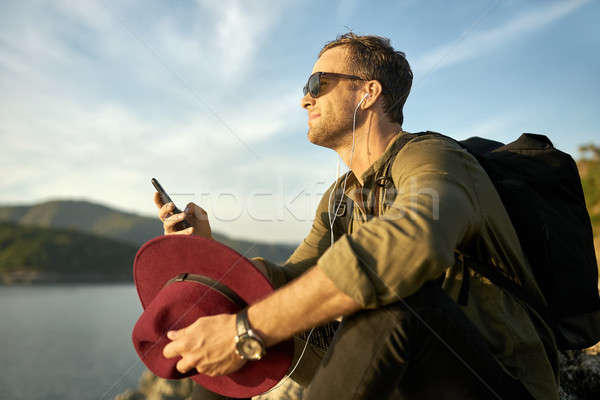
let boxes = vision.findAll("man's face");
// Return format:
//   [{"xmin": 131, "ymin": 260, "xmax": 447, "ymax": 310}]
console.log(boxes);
[{"xmin": 301, "ymin": 46, "xmax": 363, "ymax": 149}]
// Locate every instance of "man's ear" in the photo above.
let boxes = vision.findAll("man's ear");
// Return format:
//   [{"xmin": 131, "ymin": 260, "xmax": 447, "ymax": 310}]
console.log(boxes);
[{"xmin": 362, "ymin": 80, "xmax": 383, "ymax": 109}]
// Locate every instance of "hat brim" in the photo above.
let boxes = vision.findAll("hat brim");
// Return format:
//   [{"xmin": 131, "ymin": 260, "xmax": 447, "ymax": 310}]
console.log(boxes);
[
  {"xmin": 135, "ymin": 235, "xmax": 276, "ymax": 308},
  {"xmin": 133, "ymin": 235, "xmax": 294, "ymax": 398}
]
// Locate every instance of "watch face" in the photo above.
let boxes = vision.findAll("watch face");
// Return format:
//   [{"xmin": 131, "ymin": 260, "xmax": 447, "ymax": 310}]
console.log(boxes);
[{"xmin": 238, "ymin": 336, "xmax": 264, "ymax": 360}]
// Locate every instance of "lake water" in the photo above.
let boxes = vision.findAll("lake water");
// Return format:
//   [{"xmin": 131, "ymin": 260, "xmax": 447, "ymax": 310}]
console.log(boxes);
[{"xmin": 0, "ymin": 284, "xmax": 147, "ymax": 400}]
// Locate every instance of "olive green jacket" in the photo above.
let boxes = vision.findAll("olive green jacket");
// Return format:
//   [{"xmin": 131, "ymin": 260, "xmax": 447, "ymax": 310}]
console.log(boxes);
[{"xmin": 257, "ymin": 132, "xmax": 560, "ymax": 399}]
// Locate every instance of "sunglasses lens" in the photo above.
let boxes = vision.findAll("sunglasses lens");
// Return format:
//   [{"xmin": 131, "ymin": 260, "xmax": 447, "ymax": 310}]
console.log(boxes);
[{"xmin": 308, "ymin": 74, "xmax": 320, "ymax": 98}]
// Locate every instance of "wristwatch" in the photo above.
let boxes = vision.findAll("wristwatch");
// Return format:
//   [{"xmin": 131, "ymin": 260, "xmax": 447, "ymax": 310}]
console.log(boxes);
[{"xmin": 235, "ymin": 308, "xmax": 266, "ymax": 361}]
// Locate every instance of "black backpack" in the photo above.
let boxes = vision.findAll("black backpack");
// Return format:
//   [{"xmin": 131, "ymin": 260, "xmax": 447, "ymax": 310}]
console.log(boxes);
[{"xmin": 390, "ymin": 132, "xmax": 600, "ymax": 350}]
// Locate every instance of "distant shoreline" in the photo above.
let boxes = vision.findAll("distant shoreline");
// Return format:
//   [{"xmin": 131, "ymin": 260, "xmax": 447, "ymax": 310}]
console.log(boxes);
[
  {"xmin": 0, "ymin": 271, "xmax": 133, "ymax": 285},
  {"xmin": 0, "ymin": 280, "xmax": 135, "ymax": 286}
]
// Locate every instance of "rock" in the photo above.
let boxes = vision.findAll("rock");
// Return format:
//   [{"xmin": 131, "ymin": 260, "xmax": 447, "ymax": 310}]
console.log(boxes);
[
  {"xmin": 114, "ymin": 388, "xmax": 146, "ymax": 400},
  {"xmin": 118, "ymin": 354, "xmax": 600, "ymax": 400},
  {"xmin": 114, "ymin": 370, "xmax": 304, "ymax": 400},
  {"xmin": 253, "ymin": 378, "xmax": 304, "ymax": 400},
  {"xmin": 558, "ymin": 348, "xmax": 600, "ymax": 399},
  {"xmin": 115, "ymin": 371, "xmax": 195, "ymax": 400}
]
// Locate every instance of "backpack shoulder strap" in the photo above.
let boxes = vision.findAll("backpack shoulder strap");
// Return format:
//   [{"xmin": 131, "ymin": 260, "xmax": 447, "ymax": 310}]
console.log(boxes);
[
  {"xmin": 457, "ymin": 251, "xmax": 554, "ymax": 326},
  {"xmin": 381, "ymin": 131, "xmax": 450, "ymax": 179}
]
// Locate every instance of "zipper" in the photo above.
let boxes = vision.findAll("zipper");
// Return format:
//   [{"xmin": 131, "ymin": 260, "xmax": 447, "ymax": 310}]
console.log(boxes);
[{"xmin": 373, "ymin": 181, "xmax": 382, "ymax": 217}]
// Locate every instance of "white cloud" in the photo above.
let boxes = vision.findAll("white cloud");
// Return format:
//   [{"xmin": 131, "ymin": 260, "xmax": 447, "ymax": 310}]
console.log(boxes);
[
  {"xmin": 413, "ymin": 0, "xmax": 591, "ymax": 75},
  {"xmin": 55, "ymin": 0, "xmax": 115, "ymax": 31},
  {"xmin": 221, "ymin": 91, "xmax": 304, "ymax": 142},
  {"xmin": 10, "ymin": 1, "xmax": 593, "ymax": 244},
  {"xmin": 208, "ymin": 0, "xmax": 276, "ymax": 81},
  {"xmin": 146, "ymin": 0, "xmax": 287, "ymax": 84},
  {"xmin": 0, "ymin": 0, "xmax": 315, "ymax": 243}
]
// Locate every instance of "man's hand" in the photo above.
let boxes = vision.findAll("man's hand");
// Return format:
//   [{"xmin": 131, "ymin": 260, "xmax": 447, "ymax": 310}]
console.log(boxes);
[
  {"xmin": 154, "ymin": 192, "xmax": 212, "ymax": 238},
  {"xmin": 162, "ymin": 313, "xmax": 246, "ymax": 377}
]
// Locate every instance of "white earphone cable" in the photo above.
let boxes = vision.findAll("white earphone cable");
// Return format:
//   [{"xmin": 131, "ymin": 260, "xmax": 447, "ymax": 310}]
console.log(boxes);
[
  {"xmin": 260, "ymin": 327, "xmax": 315, "ymax": 395},
  {"xmin": 327, "ymin": 92, "xmax": 369, "ymax": 246},
  {"xmin": 269, "ymin": 93, "xmax": 369, "ymax": 395}
]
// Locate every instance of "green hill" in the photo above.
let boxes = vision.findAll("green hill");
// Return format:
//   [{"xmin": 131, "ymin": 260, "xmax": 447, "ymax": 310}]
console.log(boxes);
[
  {"xmin": 0, "ymin": 199, "xmax": 159, "ymax": 245},
  {"xmin": 0, "ymin": 199, "xmax": 296, "ymax": 263},
  {"xmin": 0, "ymin": 222, "xmax": 136, "ymax": 284}
]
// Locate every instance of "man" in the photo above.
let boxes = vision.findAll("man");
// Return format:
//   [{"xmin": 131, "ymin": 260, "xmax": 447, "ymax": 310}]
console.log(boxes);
[{"xmin": 154, "ymin": 33, "xmax": 560, "ymax": 399}]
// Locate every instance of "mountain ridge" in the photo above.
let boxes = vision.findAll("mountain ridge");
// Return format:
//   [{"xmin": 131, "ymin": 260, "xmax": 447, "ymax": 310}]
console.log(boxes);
[
  {"xmin": 0, "ymin": 199, "xmax": 297, "ymax": 283},
  {"xmin": 0, "ymin": 199, "xmax": 297, "ymax": 263},
  {"xmin": 0, "ymin": 221, "xmax": 136, "ymax": 284}
]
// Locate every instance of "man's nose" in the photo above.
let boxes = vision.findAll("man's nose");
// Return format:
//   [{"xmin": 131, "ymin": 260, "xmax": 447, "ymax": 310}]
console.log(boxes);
[{"xmin": 301, "ymin": 93, "xmax": 315, "ymax": 110}]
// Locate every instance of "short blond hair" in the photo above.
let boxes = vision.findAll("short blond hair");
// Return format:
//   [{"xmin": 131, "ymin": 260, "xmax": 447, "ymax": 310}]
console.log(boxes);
[{"xmin": 320, "ymin": 33, "xmax": 413, "ymax": 126}]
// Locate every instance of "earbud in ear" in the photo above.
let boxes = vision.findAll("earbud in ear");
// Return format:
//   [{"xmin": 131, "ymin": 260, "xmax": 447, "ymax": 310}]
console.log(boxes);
[{"xmin": 356, "ymin": 92, "xmax": 370, "ymax": 109}]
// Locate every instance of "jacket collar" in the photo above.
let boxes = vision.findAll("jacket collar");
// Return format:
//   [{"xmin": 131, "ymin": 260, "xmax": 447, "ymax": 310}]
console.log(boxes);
[{"xmin": 343, "ymin": 130, "xmax": 408, "ymax": 194}]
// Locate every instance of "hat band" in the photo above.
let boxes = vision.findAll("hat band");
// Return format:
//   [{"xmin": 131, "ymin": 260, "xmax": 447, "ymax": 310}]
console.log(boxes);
[{"xmin": 164, "ymin": 273, "xmax": 247, "ymax": 308}]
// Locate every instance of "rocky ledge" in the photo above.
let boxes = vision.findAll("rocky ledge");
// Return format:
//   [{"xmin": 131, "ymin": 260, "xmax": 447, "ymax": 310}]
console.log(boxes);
[
  {"xmin": 116, "ymin": 346, "xmax": 600, "ymax": 400},
  {"xmin": 114, "ymin": 371, "xmax": 304, "ymax": 400},
  {"xmin": 559, "ymin": 344, "xmax": 600, "ymax": 399}
]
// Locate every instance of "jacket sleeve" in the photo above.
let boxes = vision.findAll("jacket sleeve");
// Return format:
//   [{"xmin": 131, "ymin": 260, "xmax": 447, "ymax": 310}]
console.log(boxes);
[{"xmin": 317, "ymin": 137, "xmax": 482, "ymax": 308}]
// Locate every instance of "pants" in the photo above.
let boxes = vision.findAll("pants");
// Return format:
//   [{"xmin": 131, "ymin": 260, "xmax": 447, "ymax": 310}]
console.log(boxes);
[{"xmin": 191, "ymin": 281, "xmax": 534, "ymax": 399}]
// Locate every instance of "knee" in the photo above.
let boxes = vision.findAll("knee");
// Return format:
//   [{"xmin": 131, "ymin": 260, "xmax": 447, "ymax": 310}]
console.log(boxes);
[
  {"xmin": 346, "ymin": 282, "xmax": 450, "ymax": 327},
  {"xmin": 333, "ymin": 283, "xmax": 453, "ymax": 358}
]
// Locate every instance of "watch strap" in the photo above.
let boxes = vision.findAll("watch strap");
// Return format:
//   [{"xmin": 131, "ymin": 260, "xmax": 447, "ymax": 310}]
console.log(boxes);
[
  {"xmin": 235, "ymin": 308, "xmax": 266, "ymax": 360},
  {"xmin": 236, "ymin": 308, "xmax": 250, "ymax": 336}
]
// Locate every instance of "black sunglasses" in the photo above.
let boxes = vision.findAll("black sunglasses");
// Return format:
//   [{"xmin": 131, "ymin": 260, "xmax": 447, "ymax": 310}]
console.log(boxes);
[{"xmin": 303, "ymin": 72, "xmax": 365, "ymax": 98}]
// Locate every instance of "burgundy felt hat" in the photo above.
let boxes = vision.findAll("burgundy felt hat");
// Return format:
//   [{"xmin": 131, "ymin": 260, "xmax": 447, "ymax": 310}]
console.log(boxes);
[{"xmin": 131, "ymin": 235, "xmax": 294, "ymax": 398}]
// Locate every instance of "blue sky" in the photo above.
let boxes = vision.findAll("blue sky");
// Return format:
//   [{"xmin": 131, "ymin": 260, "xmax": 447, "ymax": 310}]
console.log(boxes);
[{"xmin": 1, "ymin": 0, "xmax": 598, "ymax": 244}]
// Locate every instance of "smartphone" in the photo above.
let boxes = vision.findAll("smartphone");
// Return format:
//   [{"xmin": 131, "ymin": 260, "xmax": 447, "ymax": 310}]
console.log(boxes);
[{"xmin": 151, "ymin": 178, "xmax": 192, "ymax": 230}]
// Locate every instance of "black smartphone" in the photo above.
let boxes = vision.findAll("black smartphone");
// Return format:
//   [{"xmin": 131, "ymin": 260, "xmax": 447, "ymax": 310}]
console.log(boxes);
[{"xmin": 151, "ymin": 178, "xmax": 192, "ymax": 230}]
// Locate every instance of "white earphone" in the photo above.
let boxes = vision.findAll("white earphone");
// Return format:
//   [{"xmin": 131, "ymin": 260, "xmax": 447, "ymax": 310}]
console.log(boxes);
[
  {"xmin": 265, "ymin": 92, "xmax": 372, "ymax": 395},
  {"xmin": 359, "ymin": 92, "xmax": 369, "ymax": 105},
  {"xmin": 264, "ymin": 90, "xmax": 372, "ymax": 393},
  {"xmin": 326, "ymin": 92, "xmax": 371, "ymax": 245}
]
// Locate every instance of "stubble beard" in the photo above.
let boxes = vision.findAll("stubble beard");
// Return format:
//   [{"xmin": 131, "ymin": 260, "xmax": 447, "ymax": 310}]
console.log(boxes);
[{"xmin": 307, "ymin": 114, "xmax": 355, "ymax": 150}]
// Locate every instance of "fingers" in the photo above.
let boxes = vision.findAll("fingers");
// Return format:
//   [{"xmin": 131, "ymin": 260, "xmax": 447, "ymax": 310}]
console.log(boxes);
[
  {"xmin": 157, "ymin": 200, "xmax": 194, "ymax": 236},
  {"xmin": 153, "ymin": 197, "xmax": 209, "ymax": 237},
  {"xmin": 163, "ymin": 332, "xmax": 197, "ymax": 374},
  {"xmin": 184, "ymin": 202, "xmax": 212, "ymax": 238},
  {"xmin": 162, "ymin": 338, "xmax": 182, "ymax": 359},
  {"xmin": 156, "ymin": 199, "xmax": 175, "ymax": 221},
  {"xmin": 164, "ymin": 348, "xmax": 195, "ymax": 375},
  {"xmin": 164, "ymin": 211, "xmax": 186, "ymax": 226},
  {"xmin": 163, "ymin": 212, "xmax": 194, "ymax": 235},
  {"xmin": 176, "ymin": 358, "xmax": 196, "ymax": 374},
  {"xmin": 185, "ymin": 202, "xmax": 208, "ymax": 220},
  {"xmin": 170, "ymin": 226, "xmax": 195, "ymax": 235},
  {"xmin": 153, "ymin": 191, "xmax": 164, "ymax": 209}
]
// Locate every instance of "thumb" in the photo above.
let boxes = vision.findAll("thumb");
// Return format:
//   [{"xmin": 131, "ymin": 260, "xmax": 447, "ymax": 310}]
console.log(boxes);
[{"xmin": 185, "ymin": 202, "xmax": 208, "ymax": 220}]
